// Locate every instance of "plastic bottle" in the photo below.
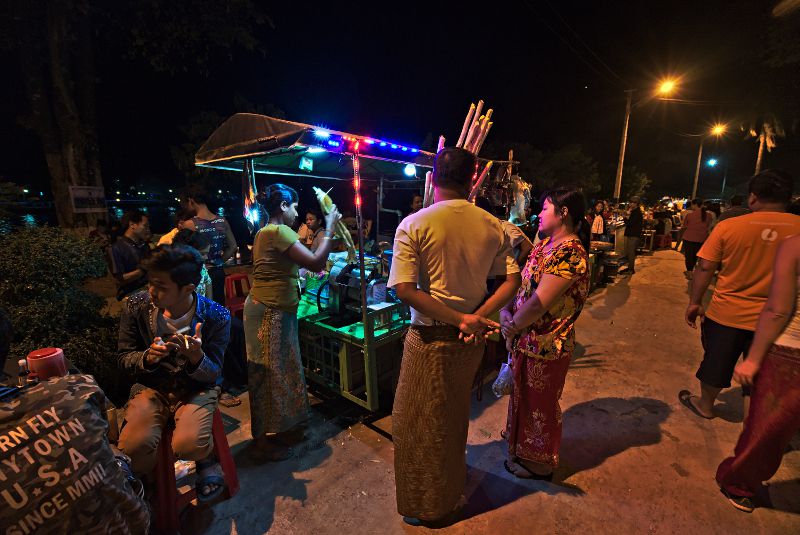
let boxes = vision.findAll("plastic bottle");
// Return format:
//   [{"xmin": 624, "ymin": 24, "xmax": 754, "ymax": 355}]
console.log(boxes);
[{"xmin": 17, "ymin": 359, "xmax": 29, "ymax": 387}]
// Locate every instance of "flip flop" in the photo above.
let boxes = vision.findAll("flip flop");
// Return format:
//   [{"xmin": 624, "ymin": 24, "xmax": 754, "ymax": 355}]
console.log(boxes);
[
  {"xmin": 503, "ymin": 459, "xmax": 553, "ymax": 481},
  {"xmin": 219, "ymin": 392, "xmax": 242, "ymax": 408},
  {"xmin": 678, "ymin": 390, "xmax": 714, "ymax": 419},
  {"xmin": 195, "ymin": 461, "xmax": 225, "ymax": 503}
]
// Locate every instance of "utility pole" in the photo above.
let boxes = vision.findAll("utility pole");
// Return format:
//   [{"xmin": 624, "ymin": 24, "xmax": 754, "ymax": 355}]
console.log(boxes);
[
  {"xmin": 613, "ymin": 90, "xmax": 635, "ymax": 201},
  {"xmin": 691, "ymin": 137, "xmax": 705, "ymax": 199},
  {"xmin": 720, "ymin": 163, "xmax": 728, "ymax": 198}
]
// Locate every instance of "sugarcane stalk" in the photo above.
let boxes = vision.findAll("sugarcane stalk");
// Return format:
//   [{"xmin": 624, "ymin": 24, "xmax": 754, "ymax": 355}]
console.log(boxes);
[
  {"xmin": 471, "ymin": 100, "xmax": 485, "ymax": 135},
  {"xmin": 313, "ymin": 186, "xmax": 357, "ymax": 261},
  {"xmin": 473, "ymin": 121, "xmax": 494, "ymax": 155},
  {"xmin": 464, "ymin": 115, "xmax": 483, "ymax": 154},
  {"xmin": 456, "ymin": 104, "xmax": 475, "ymax": 148},
  {"xmin": 423, "ymin": 171, "xmax": 434, "ymax": 208},
  {"xmin": 466, "ymin": 116, "xmax": 484, "ymax": 153},
  {"xmin": 468, "ymin": 161, "xmax": 494, "ymax": 202}
]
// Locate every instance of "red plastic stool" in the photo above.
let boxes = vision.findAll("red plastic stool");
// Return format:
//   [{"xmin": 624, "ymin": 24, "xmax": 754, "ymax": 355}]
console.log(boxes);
[
  {"xmin": 224, "ymin": 274, "xmax": 250, "ymax": 321},
  {"xmin": 154, "ymin": 410, "xmax": 240, "ymax": 534}
]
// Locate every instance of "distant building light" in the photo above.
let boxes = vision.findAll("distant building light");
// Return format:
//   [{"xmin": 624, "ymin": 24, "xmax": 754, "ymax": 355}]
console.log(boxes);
[{"xmin": 23, "ymin": 189, "xmax": 29, "ymax": 193}]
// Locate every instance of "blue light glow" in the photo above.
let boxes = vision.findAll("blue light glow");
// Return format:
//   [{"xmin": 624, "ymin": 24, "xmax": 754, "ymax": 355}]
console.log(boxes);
[
  {"xmin": 327, "ymin": 140, "xmax": 341, "ymax": 147},
  {"xmin": 391, "ymin": 144, "xmax": 398, "ymax": 149},
  {"xmin": 401, "ymin": 147, "xmax": 408, "ymax": 151},
  {"xmin": 365, "ymin": 139, "xmax": 375, "ymax": 144},
  {"xmin": 707, "ymin": 158, "xmax": 718, "ymax": 167},
  {"xmin": 380, "ymin": 142, "xmax": 387, "ymax": 147},
  {"xmin": 314, "ymin": 129, "xmax": 330, "ymax": 139},
  {"xmin": 411, "ymin": 148, "xmax": 418, "ymax": 153},
  {"xmin": 307, "ymin": 147, "xmax": 326, "ymax": 153},
  {"xmin": 404, "ymin": 164, "xmax": 416, "ymax": 177}
]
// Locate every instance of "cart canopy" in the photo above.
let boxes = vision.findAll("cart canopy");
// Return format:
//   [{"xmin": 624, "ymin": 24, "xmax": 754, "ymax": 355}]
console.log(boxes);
[{"xmin": 196, "ymin": 113, "xmax": 435, "ymax": 180}]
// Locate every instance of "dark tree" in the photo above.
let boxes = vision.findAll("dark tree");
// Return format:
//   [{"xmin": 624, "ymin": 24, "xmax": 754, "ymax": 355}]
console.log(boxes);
[{"xmin": 4, "ymin": 0, "xmax": 271, "ymax": 227}]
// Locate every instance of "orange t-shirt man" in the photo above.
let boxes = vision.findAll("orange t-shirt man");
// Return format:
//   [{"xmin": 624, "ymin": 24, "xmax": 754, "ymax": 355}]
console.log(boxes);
[{"xmin": 698, "ymin": 211, "xmax": 800, "ymax": 330}]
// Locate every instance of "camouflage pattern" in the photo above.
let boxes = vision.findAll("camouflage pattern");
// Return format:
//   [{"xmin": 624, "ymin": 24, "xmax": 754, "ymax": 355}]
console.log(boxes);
[{"xmin": 0, "ymin": 375, "xmax": 149, "ymax": 534}]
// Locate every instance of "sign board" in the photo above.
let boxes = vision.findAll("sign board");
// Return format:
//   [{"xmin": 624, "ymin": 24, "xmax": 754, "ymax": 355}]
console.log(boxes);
[
  {"xmin": 69, "ymin": 186, "xmax": 107, "ymax": 214},
  {"xmin": 299, "ymin": 156, "xmax": 314, "ymax": 172}
]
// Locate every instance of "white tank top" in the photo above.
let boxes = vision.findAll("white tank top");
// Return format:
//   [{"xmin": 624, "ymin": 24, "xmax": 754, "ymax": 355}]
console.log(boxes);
[{"xmin": 775, "ymin": 276, "xmax": 800, "ymax": 349}]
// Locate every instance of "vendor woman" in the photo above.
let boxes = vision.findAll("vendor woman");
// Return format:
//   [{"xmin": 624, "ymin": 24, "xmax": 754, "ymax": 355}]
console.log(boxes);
[{"xmin": 245, "ymin": 183, "xmax": 341, "ymax": 461}]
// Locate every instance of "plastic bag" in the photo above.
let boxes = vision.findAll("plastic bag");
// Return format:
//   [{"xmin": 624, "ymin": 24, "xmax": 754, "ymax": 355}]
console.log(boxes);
[{"xmin": 492, "ymin": 355, "xmax": 513, "ymax": 398}]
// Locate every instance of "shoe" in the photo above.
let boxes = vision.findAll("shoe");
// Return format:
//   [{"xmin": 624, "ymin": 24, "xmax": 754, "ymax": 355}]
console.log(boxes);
[{"xmin": 720, "ymin": 487, "xmax": 755, "ymax": 513}]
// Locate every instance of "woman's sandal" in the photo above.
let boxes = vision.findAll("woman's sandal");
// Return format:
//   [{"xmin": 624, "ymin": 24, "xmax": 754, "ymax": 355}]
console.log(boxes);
[
  {"xmin": 195, "ymin": 460, "xmax": 226, "ymax": 503},
  {"xmin": 503, "ymin": 458, "xmax": 553, "ymax": 481}
]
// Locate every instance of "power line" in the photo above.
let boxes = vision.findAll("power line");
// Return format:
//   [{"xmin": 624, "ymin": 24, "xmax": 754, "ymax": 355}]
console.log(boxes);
[
  {"xmin": 542, "ymin": 0, "xmax": 629, "ymax": 86},
  {"xmin": 521, "ymin": 0, "xmax": 625, "ymax": 89}
]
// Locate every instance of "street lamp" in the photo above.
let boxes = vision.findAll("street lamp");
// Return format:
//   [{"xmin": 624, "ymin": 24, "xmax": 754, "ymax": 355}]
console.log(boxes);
[
  {"xmin": 657, "ymin": 79, "xmax": 677, "ymax": 96},
  {"xmin": 691, "ymin": 123, "xmax": 727, "ymax": 199},
  {"xmin": 613, "ymin": 78, "xmax": 679, "ymax": 200}
]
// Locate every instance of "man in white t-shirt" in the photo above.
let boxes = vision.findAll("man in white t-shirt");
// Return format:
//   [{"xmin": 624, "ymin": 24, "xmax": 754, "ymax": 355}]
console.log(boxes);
[{"xmin": 388, "ymin": 147, "xmax": 521, "ymax": 528}]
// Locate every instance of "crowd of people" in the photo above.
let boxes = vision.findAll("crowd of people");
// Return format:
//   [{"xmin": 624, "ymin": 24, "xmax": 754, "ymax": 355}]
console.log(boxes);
[{"xmin": 2, "ymin": 150, "xmax": 798, "ymax": 531}]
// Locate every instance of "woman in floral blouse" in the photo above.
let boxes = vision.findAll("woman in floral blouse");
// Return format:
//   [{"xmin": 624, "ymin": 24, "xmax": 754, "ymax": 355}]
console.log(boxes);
[{"xmin": 501, "ymin": 188, "xmax": 590, "ymax": 480}]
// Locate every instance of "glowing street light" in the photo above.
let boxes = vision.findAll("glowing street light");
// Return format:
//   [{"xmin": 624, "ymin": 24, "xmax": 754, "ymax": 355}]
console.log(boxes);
[
  {"xmin": 692, "ymin": 123, "xmax": 729, "ymax": 198},
  {"xmin": 657, "ymin": 79, "xmax": 677, "ymax": 96},
  {"xmin": 707, "ymin": 158, "xmax": 718, "ymax": 167}
]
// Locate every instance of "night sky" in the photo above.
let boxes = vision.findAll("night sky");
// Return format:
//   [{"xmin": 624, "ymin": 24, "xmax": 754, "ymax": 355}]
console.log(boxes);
[{"xmin": 2, "ymin": 0, "xmax": 798, "ymax": 202}]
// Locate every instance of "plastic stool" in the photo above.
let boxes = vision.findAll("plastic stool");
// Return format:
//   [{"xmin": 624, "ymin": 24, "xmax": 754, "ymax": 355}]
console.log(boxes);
[
  {"xmin": 154, "ymin": 410, "xmax": 239, "ymax": 534},
  {"xmin": 224, "ymin": 274, "xmax": 250, "ymax": 321}
]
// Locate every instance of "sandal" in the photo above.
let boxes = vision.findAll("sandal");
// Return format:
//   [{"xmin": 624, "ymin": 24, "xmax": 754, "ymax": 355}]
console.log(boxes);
[
  {"xmin": 195, "ymin": 460, "xmax": 225, "ymax": 503},
  {"xmin": 503, "ymin": 458, "xmax": 553, "ymax": 481},
  {"xmin": 678, "ymin": 390, "xmax": 714, "ymax": 419},
  {"xmin": 219, "ymin": 392, "xmax": 242, "ymax": 408}
]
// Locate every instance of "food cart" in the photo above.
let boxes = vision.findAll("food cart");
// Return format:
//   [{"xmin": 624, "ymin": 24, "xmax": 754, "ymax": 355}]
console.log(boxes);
[{"xmin": 195, "ymin": 113, "xmax": 436, "ymax": 411}]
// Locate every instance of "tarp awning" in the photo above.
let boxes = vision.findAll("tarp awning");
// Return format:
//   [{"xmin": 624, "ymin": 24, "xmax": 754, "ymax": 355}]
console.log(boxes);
[{"xmin": 195, "ymin": 113, "xmax": 436, "ymax": 181}]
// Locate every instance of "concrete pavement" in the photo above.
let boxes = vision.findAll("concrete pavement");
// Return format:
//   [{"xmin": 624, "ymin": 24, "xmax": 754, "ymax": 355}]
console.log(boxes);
[{"xmin": 191, "ymin": 249, "xmax": 799, "ymax": 535}]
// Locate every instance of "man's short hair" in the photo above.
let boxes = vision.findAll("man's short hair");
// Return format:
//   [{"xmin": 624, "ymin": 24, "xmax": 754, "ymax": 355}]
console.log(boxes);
[
  {"xmin": 306, "ymin": 208, "xmax": 323, "ymax": 220},
  {"xmin": 172, "ymin": 229, "xmax": 211, "ymax": 252},
  {"xmin": 748, "ymin": 169, "xmax": 793, "ymax": 205},
  {"xmin": 433, "ymin": 147, "xmax": 477, "ymax": 193},
  {"xmin": 143, "ymin": 244, "xmax": 203, "ymax": 288},
  {"xmin": 121, "ymin": 210, "xmax": 147, "ymax": 230},
  {"xmin": 175, "ymin": 207, "xmax": 196, "ymax": 224},
  {"xmin": 180, "ymin": 184, "xmax": 211, "ymax": 206}
]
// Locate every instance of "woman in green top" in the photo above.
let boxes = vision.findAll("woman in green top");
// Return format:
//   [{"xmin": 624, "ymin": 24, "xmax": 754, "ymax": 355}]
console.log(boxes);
[{"xmin": 245, "ymin": 183, "xmax": 341, "ymax": 462}]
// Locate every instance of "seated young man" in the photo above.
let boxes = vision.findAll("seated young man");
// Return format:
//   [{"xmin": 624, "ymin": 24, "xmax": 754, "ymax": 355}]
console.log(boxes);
[{"xmin": 117, "ymin": 244, "xmax": 231, "ymax": 502}]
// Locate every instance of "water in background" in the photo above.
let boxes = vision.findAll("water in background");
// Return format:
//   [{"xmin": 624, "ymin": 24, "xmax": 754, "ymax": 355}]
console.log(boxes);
[
  {"xmin": 0, "ymin": 204, "xmax": 209, "ymax": 235},
  {"xmin": 0, "ymin": 204, "xmax": 249, "ymax": 249}
]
